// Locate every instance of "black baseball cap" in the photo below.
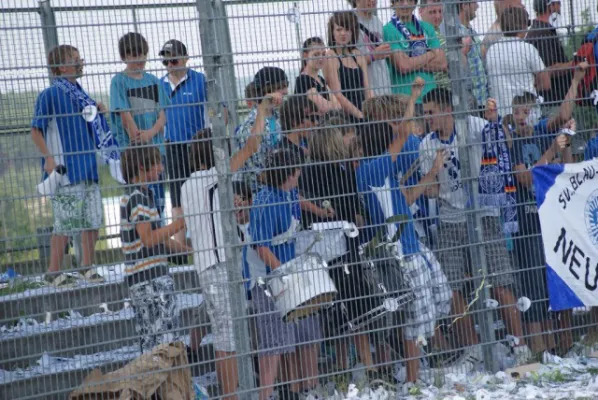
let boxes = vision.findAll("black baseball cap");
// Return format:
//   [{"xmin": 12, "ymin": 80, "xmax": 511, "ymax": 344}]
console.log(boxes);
[
  {"xmin": 253, "ymin": 67, "xmax": 288, "ymax": 89},
  {"xmin": 159, "ymin": 39, "xmax": 188, "ymax": 57}
]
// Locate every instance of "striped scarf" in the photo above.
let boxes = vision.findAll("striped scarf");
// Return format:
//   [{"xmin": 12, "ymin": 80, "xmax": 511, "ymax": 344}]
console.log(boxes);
[{"xmin": 478, "ymin": 117, "xmax": 518, "ymax": 234}]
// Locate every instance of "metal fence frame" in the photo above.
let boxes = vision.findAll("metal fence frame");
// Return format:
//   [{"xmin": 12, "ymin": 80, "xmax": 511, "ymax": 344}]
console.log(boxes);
[{"xmin": 0, "ymin": 0, "xmax": 597, "ymax": 398}]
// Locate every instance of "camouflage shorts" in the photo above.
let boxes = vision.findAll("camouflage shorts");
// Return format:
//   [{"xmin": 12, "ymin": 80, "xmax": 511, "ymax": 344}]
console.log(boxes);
[
  {"xmin": 51, "ymin": 183, "xmax": 103, "ymax": 234},
  {"xmin": 129, "ymin": 274, "xmax": 181, "ymax": 354}
]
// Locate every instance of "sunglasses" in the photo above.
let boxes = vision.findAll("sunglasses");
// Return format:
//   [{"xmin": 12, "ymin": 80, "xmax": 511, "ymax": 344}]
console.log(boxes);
[{"xmin": 162, "ymin": 58, "xmax": 180, "ymax": 67}]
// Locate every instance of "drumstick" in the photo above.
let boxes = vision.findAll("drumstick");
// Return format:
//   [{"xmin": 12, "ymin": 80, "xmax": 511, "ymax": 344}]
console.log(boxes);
[{"xmin": 400, "ymin": 158, "xmax": 422, "ymax": 186}]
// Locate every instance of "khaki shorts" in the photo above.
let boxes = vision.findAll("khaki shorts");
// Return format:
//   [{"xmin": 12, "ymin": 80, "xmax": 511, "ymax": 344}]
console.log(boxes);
[
  {"xmin": 51, "ymin": 183, "xmax": 102, "ymax": 234},
  {"xmin": 199, "ymin": 266, "xmax": 237, "ymax": 353}
]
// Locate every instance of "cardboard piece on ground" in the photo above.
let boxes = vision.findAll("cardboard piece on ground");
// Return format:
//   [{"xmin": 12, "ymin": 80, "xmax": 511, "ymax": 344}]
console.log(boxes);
[
  {"xmin": 506, "ymin": 362, "xmax": 542, "ymax": 378},
  {"xmin": 69, "ymin": 341, "xmax": 192, "ymax": 400}
]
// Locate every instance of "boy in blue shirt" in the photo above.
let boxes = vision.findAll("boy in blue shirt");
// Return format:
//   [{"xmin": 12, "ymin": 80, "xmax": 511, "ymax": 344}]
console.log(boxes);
[
  {"xmin": 110, "ymin": 32, "xmax": 170, "ymax": 219},
  {"xmin": 31, "ymin": 44, "xmax": 102, "ymax": 280},
  {"xmin": 508, "ymin": 62, "xmax": 587, "ymax": 356},
  {"xmin": 159, "ymin": 39, "xmax": 208, "ymax": 245},
  {"xmin": 248, "ymin": 149, "xmax": 322, "ymax": 400},
  {"xmin": 355, "ymin": 80, "xmax": 451, "ymax": 384}
]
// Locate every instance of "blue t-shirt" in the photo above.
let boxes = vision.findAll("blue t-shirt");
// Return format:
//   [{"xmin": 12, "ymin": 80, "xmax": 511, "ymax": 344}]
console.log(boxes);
[
  {"xmin": 31, "ymin": 84, "xmax": 98, "ymax": 184},
  {"xmin": 510, "ymin": 118, "xmax": 554, "ymax": 235},
  {"xmin": 356, "ymin": 154, "xmax": 420, "ymax": 255},
  {"xmin": 161, "ymin": 69, "xmax": 208, "ymax": 143},
  {"xmin": 249, "ymin": 186, "xmax": 298, "ymax": 269},
  {"xmin": 585, "ymin": 136, "xmax": 598, "ymax": 161},
  {"xmin": 110, "ymin": 72, "xmax": 170, "ymax": 154}
]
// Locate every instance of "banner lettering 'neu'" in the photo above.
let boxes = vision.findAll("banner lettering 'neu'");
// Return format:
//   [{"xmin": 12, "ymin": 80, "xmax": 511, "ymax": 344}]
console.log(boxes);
[{"xmin": 533, "ymin": 160, "xmax": 598, "ymax": 311}]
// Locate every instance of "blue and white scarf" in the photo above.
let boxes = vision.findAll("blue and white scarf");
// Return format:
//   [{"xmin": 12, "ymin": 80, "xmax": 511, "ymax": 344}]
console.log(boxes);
[
  {"xmin": 390, "ymin": 14, "xmax": 429, "ymax": 57},
  {"xmin": 478, "ymin": 117, "xmax": 518, "ymax": 234},
  {"xmin": 53, "ymin": 78, "xmax": 124, "ymax": 184}
]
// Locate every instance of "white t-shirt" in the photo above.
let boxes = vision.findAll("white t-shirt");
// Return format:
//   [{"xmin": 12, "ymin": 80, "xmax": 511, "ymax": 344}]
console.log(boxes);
[
  {"xmin": 356, "ymin": 13, "xmax": 391, "ymax": 96},
  {"xmin": 181, "ymin": 168, "xmax": 225, "ymax": 274},
  {"xmin": 419, "ymin": 116, "xmax": 499, "ymax": 224},
  {"xmin": 486, "ymin": 37, "xmax": 546, "ymax": 116}
]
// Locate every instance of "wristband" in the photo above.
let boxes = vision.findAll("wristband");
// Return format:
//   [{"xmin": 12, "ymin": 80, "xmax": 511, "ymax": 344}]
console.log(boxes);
[{"xmin": 370, "ymin": 53, "xmax": 375, "ymax": 62}]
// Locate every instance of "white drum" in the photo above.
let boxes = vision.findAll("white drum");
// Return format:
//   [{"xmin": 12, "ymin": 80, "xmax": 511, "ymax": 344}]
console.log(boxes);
[
  {"xmin": 265, "ymin": 254, "xmax": 337, "ymax": 322},
  {"xmin": 295, "ymin": 221, "xmax": 359, "ymax": 262}
]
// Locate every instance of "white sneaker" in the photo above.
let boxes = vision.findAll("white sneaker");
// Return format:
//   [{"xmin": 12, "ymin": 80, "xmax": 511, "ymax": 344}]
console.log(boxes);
[{"xmin": 512, "ymin": 345, "xmax": 533, "ymax": 366}]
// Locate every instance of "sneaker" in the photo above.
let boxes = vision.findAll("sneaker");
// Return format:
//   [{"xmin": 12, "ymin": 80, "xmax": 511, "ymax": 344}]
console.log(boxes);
[{"xmin": 513, "ymin": 345, "xmax": 533, "ymax": 366}]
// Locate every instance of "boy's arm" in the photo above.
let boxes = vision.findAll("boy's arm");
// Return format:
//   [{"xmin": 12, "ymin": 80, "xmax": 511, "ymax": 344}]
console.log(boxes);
[
  {"xmin": 230, "ymin": 95, "xmax": 276, "ymax": 172},
  {"xmin": 163, "ymin": 237, "xmax": 193, "ymax": 254},
  {"xmin": 138, "ymin": 109, "xmax": 167, "ymax": 144},
  {"xmin": 402, "ymin": 150, "xmax": 444, "ymax": 205},
  {"xmin": 255, "ymin": 246, "xmax": 282, "ymax": 270},
  {"xmin": 31, "ymin": 128, "xmax": 56, "ymax": 174},
  {"xmin": 513, "ymin": 144, "xmax": 560, "ymax": 189},
  {"xmin": 546, "ymin": 62, "xmax": 588, "ymax": 132},
  {"xmin": 298, "ymin": 195, "xmax": 335, "ymax": 219},
  {"xmin": 120, "ymin": 112, "xmax": 141, "ymax": 142},
  {"xmin": 388, "ymin": 78, "xmax": 425, "ymax": 161},
  {"xmin": 136, "ymin": 218, "xmax": 186, "ymax": 248},
  {"xmin": 31, "ymin": 91, "xmax": 55, "ymax": 174}
]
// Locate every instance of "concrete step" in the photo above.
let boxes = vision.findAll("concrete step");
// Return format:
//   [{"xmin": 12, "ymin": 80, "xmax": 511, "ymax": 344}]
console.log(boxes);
[
  {"xmin": 0, "ymin": 265, "xmax": 199, "ymax": 322},
  {"xmin": 0, "ymin": 294, "xmax": 208, "ymax": 370},
  {"xmin": 0, "ymin": 341, "xmax": 216, "ymax": 400}
]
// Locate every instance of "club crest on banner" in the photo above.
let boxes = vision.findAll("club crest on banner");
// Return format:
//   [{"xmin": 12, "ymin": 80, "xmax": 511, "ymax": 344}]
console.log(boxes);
[{"xmin": 585, "ymin": 190, "xmax": 598, "ymax": 248}]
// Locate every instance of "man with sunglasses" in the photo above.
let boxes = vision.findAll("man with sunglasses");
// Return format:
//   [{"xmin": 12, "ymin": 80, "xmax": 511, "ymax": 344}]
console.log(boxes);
[{"xmin": 160, "ymin": 39, "xmax": 209, "ymax": 247}]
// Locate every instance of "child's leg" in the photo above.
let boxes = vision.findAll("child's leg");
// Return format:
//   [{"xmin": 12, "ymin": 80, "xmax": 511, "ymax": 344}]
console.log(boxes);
[
  {"xmin": 200, "ymin": 267, "xmax": 240, "ymax": 398},
  {"xmin": 293, "ymin": 315, "xmax": 322, "ymax": 391},
  {"xmin": 48, "ymin": 235, "xmax": 69, "ymax": 275},
  {"xmin": 250, "ymin": 285, "xmax": 296, "ymax": 398},
  {"xmin": 259, "ymin": 355, "xmax": 282, "ymax": 400},
  {"xmin": 434, "ymin": 222, "xmax": 478, "ymax": 348},
  {"xmin": 401, "ymin": 253, "xmax": 437, "ymax": 382},
  {"xmin": 79, "ymin": 183, "xmax": 102, "ymax": 268},
  {"xmin": 482, "ymin": 218, "xmax": 525, "ymax": 347}
]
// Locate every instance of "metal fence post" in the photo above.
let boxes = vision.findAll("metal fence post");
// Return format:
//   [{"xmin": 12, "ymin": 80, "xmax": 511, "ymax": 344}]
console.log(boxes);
[
  {"xmin": 443, "ymin": 0, "xmax": 499, "ymax": 373},
  {"xmin": 132, "ymin": 8, "xmax": 139, "ymax": 33},
  {"xmin": 39, "ymin": 0, "xmax": 59, "ymax": 82},
  {"xmin": 216, "ymin": 1, "xmax": 240, "ymax": 131},
  {"xmin": 196, "ymin": 1, "xmax": 256, "ymax": 399}
]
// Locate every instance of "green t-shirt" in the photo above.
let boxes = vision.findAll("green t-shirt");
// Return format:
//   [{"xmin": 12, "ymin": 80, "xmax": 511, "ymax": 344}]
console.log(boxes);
[{"xmin": 383, "ymin": 19, "xmax": 440, "ymax": 103}]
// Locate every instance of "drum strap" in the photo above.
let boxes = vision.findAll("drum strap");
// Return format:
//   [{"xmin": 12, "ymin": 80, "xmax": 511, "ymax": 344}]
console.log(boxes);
[{"xmin": 270, "ymin": 217, "xmax": 300, "ymax": 246}]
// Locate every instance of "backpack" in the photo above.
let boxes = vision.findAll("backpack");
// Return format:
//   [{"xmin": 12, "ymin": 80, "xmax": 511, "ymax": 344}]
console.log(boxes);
[{"xmin": 574, "ymin": 28, "xmax": 598, "ymax": 106}]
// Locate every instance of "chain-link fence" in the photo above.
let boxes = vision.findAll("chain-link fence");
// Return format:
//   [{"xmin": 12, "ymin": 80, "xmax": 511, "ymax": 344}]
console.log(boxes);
[{"xmin": 1, "ymin": 0, "xmax": 598, "ymax": 399}]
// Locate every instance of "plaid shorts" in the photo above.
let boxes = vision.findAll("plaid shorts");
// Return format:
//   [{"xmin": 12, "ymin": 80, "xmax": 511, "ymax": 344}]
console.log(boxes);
[
  {"xmin": 402, "ymin": 248, "xmax": 452, "ymax": 341},
  {"xmin": 129, "ymin": 274, "xmax": 181, "ymax": 354},
  {"xmin": 434, "ymin": 217, "xmax": 514, "ymax": 291},
  {"xmin": 199, "ymin": 266, "xmax": 236, "ymax": 353},
  {"xmin": 249, "ymin": 285, "xmax": 296, "ymax": 356},
  {"xmin": 51, "ymin": 183, "xmax": 103, "ymax": 234}
]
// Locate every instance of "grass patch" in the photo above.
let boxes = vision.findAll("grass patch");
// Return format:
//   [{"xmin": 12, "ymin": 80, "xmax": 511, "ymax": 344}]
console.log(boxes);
[{"xmin": 0, "ymin": 279, "xmax": 45, "ymax": 296}]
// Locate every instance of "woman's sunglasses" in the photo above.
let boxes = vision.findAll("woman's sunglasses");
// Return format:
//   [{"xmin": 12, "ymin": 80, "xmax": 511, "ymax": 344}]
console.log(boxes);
[{"xmin": 162, "ymin": 58, "xmax": 180, "ymax": 67}]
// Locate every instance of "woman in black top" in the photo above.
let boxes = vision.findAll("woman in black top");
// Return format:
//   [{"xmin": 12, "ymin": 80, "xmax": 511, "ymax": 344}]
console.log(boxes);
[
  {"xmin": 295, "ymin": 37, "xmax": 341, "ymax": 114},
  {"xmin": 300, "ymin": 122, "xmax": 382, "ymax": 379},
  {"xmin": 323, "ymin": 12, "xmax": 373, "ymax": 121}
]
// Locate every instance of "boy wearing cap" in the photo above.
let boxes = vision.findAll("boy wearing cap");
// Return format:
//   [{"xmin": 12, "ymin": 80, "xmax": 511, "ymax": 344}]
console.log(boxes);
[
  {"xmin": 110, "ymin": 32, "xmax": 170, "ymax": 218},
  {"xmin": 160, "ymin": 39, "xmax": 209, "ymax": 245},
  {"xmin": 234, "ymin": 67, "xmax": 288, "ymax": 193}
]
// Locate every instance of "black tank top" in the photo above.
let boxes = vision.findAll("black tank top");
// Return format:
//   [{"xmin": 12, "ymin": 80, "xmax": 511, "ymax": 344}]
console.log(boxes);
[{"xmin": 337, "ymin": 53, "xmax": 365, "ymax": 112}]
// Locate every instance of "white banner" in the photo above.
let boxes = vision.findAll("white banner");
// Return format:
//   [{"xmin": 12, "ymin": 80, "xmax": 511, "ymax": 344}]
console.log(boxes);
[{"xmin": 534, "ymin": 160, "xmax": 598, "ymax": 311}]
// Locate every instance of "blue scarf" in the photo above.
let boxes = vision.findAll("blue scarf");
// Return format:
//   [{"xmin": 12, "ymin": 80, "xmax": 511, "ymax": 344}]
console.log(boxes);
[
  {"xmin": 390, "ymin": 14, "xmax": 429, "ymax": 57},
  {"xmin": 478, "ymin": 117, "xmax": 518, "ymax": 234},
  {"xmin": 53, "ymin": 78, "xmax": 124, "ymax": 184}
]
